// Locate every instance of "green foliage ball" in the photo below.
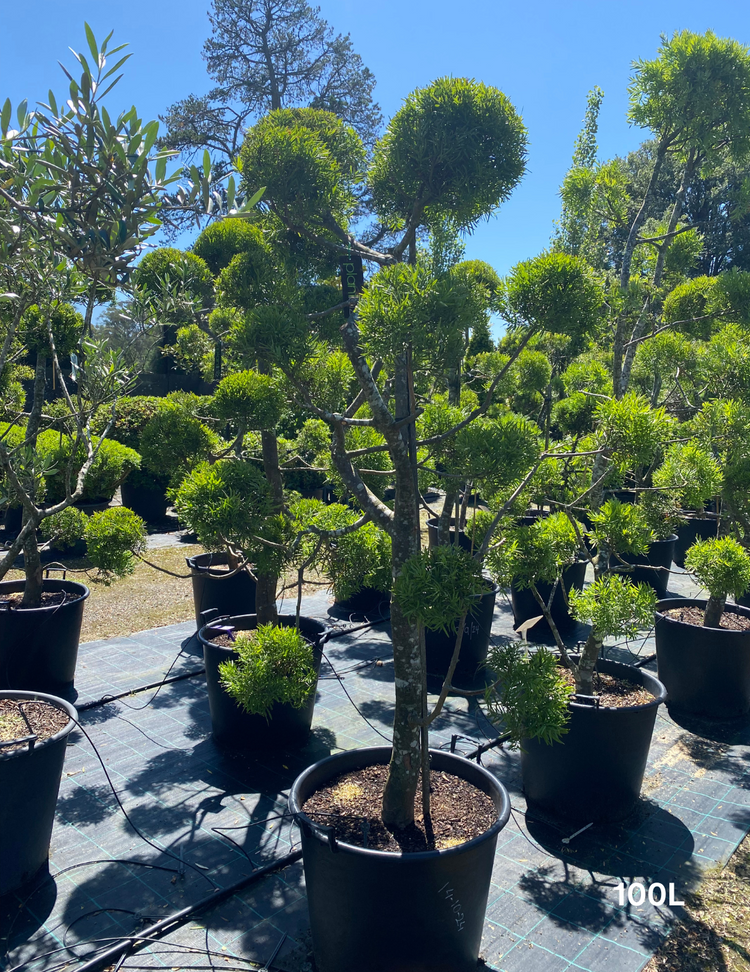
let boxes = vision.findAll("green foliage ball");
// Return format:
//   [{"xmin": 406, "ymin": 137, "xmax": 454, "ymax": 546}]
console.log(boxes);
[
  {"xmin": 213, "ymin": 370, "xmax": 284, "ymax": 430},
  {"xmin": 84, "ymin": 507, "xmax": 146, "ymax": 582},
  {"xmin": 684, "ymin": 537, "xmax": 750, "ymax": 601}
]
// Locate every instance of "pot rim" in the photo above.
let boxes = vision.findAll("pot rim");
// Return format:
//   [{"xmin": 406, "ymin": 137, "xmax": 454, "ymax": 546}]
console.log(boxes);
[
  {"xmin": 186, "ymin": 551, "xmax": 256, "ymax": 576},
  {"xmin": 656, "ymin": 597, "xmax": 750, "ymax": 633},
  {"xmin": 198, "ymin": 612, "xmax": 330, "ymax": 651},
  {"xmin": 0, "ymin": 578, "xmax": 90, "ymax": 612},
  {"xmin": 289, "ymin": 746, "xmax": 510, "ymax": 862},
  {"xmin": 563, "ymin": 654, "xmax": 667, "ymax": 712},
  {"xmin": 0, "ymin": 689, "xmax": 77, "ymax": 760}
]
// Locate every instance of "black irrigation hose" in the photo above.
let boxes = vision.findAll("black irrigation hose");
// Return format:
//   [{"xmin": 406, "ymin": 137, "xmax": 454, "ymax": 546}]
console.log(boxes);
[
  {"xmin": 76, "ymin": 666, "xmax": 205, "ymax": 712},
  {"xmin": 68, "ymin": 848, "xmax": 303, "ymax": 972},
  {"xmin": 67, "ymin": 716, "xmax": 220, "ymax": 891}
]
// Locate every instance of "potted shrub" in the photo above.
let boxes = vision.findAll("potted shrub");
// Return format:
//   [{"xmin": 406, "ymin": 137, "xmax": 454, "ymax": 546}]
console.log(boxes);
[
  {"xmin": 0, "ymin": 28, "xmax": 212, "ymax": 694},
  {"xmin": 656, "ymin": 536, "xmax": 750, "ymax": 718},
  {"xmin": 652, "ymin": 441, "xmax": 722, "ymax": 567},
  {"xmin": 318, "ymin": 505, "xmax": 392, "ymax": 612},
  {"xmin": 197, "ymin": 615, "xmax": 328, "ymax": 749},
  {"xmin": 0, "ymin": 690, "xmax": 78, "ymax": 895},
  {"xmin": 219, "ymin": 79, "xmax": 611, "ymax": 972}
]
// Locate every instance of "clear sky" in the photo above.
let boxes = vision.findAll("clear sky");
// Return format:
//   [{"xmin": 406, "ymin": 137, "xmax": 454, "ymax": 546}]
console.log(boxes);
[{"xmin": 2, "ymin": 1, "xmax": 749, "ymax": 276}]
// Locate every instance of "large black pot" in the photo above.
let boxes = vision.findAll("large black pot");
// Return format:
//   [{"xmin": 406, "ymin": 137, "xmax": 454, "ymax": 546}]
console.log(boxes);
[
  {"xmin": 289, "ymin": 747, "xmax": 510, "ymax": 972},
  {"xmin": 521, "ymin": 657, "xmax": 666, "ymax": 823},
  {"xmin": 655, "ymin": 598, "xmax": 750, "ymax": 718},
  {"xmin": 0, "ymin": 690, "xmax": 77, "ymax": 896},
  {"xmin": 187, "ymin": 552, "xmax": 257, "ymax": 629},
  {"xmin": 333, "ymin": 587, "xmax": 391, "ymax": 614},
  {"xmin": 121, "ymin": 475, "xmax": 169, "ymax": 522},
  {"xmin": 0, "ymin": 580, "xmax": 89, "ymax": 695},
  {"xmin": 198, "ymin": 614, "xmax": 329, "ymax": 749},
  {"xmin": 426, "ymin": 517, "xmax": 474, "ymax": 552},
  {"xmin": 425, "ymin": 580, "xmax": 498, "ymax": 681},
  {"xmin": 614, "ymin": 534, "xmax": 677, "ymax": 597},
  {"xmin": 673, "ymin": 517, "xmax": 718, "ymax": 568},
  {"xmin": 510, "ymin": 560, "xmax": 587, "ymax": 636}
]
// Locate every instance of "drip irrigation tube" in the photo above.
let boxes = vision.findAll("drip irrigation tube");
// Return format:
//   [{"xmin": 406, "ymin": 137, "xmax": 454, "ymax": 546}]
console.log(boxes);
[{"xmin": 69, "ymin": 848, "xmax": 302, "ymax": 972}]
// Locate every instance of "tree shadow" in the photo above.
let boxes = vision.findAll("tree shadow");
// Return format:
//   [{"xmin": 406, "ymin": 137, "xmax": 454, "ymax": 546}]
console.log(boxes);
[
  {"xmin": 55, "ymin": 783, "xmax": 117, "ymax": 827},
  {"xmin": 0, "ymin": 872, "xmax": 58, "ymax": 963},
  {"xmin": 666, "ymin": 709, "xmax": 750, "ymax": 747}
]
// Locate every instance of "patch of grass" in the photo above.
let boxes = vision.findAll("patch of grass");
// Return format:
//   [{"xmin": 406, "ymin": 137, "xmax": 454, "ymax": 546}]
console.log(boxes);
[{"xmin": 644, "ymin": 830, "xmax": 750, "ymax": 971}]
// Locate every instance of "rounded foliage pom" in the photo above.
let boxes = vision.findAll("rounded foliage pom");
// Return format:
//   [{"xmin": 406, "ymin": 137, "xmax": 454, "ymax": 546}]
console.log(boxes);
[
  {"xmin": 84, "ymin": 507, "xmax": 146, "ymax": 582},
  {"xmin": 171, "ymin": 459, "xmax": 272, "ymax": 554},
  {"xmin": 504, "ymin": 252, "xmax": 603, "ymax": 340},
  {"xmin": 370, "ymin": 77, "xmax": 527, "ymax": 230},
  {"xmin": 684, "ymin": 537, "xmax": 750, "ymax": 601},
  {"xmin": 133, "ymin": 248, "xmax": 213, "ymax": 313},
  {"xmin": 20, "ymin": 303, "xmax": 83, "ymax": 357},
  {"xmin": 215, "ymin": 248, "xmax": 278, "ymax": 310},
  {"xmin": 40, "ymin": 507, "xmax": 87, "ymax": 550},
  {"xmin": 139, "ymin": 404, "xmax": 216, "ymax": 479},
  {"xmin": 218, "ymin": 624, "xmax": 317, "ymax": 720},
  {"xmin": 213, "ymin": 370, "xmax": 284, "ymax": 430},
  {"xmin": 239, "ymin": 108, "xmax": 365, "ymax": 227},
  {"xmin": 193, "ymin": 220, "xmax": 270, "ymax": 276},
  {"xmin": 394, "ymin": 546, "xmax": 485, "ymax": 635},
  {"xmin": 487, "ymin": 512, "xmax": 581, "ymax": 589}
]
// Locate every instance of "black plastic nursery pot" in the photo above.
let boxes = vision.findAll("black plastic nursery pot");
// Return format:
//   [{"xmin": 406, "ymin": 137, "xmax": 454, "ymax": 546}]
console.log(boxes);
[
  {"xmin": 521, "ymin": 657, "xmax": 666, "ymax": 823},
  {"xmin": 289, "ymin": 747, "xmax": 511, "ymax": 972},
  {"xmin": 198, "ymin": 614, "xmax": 329, "ymax": 749},
  {"xmin": 426, "ymin": 517, "xmax": 474, "ymax": 552},
  {"xmin": 510, "ymin": 560, "xmax": 587, "ymax": 636},
  {"xmin": 0, "ymin": 690, "xmax": 77, "ymax": 896},
  {"xmin": 425, "ymin": 580, "xmax": 498, "ymax": 681},
  {"xmin": 673, "ymin": 517, "xmax": 718, "ymax": 568},
  {"xmin": 655, "ymin": 598, "xmax": 750, "ymax": 719},
  {"xmin": 0, "ymin": 580, "xmax": 89, "ymax": 695},
  {"xmin": 187, "ymin": 552, "xmax": 257, "ymax": 629},
  {"xmin": 121, "ymin": 475, "xmax": 169, "ymax": 522},
  {"xmin": 333, "ymin": 586, "xmax": 391, "ymax": 614},
  {"xmin": 615, "ymin": 534, "xmax": 677, "ymax": 598}
]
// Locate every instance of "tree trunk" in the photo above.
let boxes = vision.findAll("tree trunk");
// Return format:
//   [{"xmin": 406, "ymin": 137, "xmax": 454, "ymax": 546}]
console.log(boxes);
[
  {"xmin": 703, "ymin": 594, "xmax": 725, "ymax": 629},
  {"xmin": 382, "ymin": 354, "xmax": 422, "ymax": 831},
  {"xmin": 575, "ymin": 631, "xmax": 602, "ymax": 696},
  {"xmin": 20, "ymin": 352, "xmax": 47, "ymax": 608},
  {"xmin": 255, "ymin": 428, "xmax": 283, "ymax": 624},
  {"xmin": 613, "ymin": 138, "xmax": 669, "ymax": 397}
]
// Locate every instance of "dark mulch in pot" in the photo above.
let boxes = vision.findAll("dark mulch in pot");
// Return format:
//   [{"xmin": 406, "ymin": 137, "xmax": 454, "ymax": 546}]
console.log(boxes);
[
  {"xmin": 663, "ymin": 604, "xmax": 750, "ymax": 631},
  {"xmin": 302, "ymin": 764, "xmax": 496, "ymax": 853},
  {"xmin": 0, "ymin": 591, "xmax": 70, "ymax": 610},
  {"xmin": 207, "ymin": 632, "xmax": 238, "ymax": 648},
  {"xmin": 560, "ymin": 668, "xmax": 654, "ymax": 707},
  {"xmin": 0, "ymin": 699, "xmax": 69, "ymax": 749}
]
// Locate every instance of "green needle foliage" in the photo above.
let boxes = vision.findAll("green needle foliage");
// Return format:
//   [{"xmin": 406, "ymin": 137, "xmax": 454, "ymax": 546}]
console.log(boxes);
[
  {"xmin": 212, "ymin": 370, "xmax": 284, "ymax": 430},
  {"xmin": 684, "ymin": 537, "xmax": 750, "ymax": 627},
  {"xmin": 569, "ymin": 574, "xmax": 656, "ymax": 641},
  {"xmin": 84, "ymin": 507, "xmax": 147, "ymax": 582},
  {"xmin": 588, "ymin": 499, "xmax": 654, "ymax": 558},
  {"xmin": 393, "ymin": 546, "xmax": 485, "ymax": 635},
  {"xmin": 219, "ymin": 624, "xmax": 317, "ymax": 720},
  {"xmin": 484, "ymin": 643, "xmax": 574, "ymax": 748},
  {"xmin": 487, "ymin": 511, "xmax": 581, "ymax": 589}
]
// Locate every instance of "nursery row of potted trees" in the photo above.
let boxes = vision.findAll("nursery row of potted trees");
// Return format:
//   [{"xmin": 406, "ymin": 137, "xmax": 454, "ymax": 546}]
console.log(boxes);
[{"xmin": 3, "ymin": 25, "xmax": 750, "ymax": 972}]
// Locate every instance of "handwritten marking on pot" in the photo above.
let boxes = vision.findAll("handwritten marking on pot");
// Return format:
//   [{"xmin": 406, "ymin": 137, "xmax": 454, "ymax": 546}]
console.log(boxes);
[{"xmin": 438, "ymin": 881, "xmax": 466, "ymax": 931}]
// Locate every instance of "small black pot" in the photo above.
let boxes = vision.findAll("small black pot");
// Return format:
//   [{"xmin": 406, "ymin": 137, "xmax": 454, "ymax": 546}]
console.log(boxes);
[
  {"xmin": 614, "ymin": 535, "xmax": 677, "ymax": 597},
  {"xmin": 521, "ymin": 657, "xmax": 666, "ymax": 823},
  {"xmin": 425, "ymin": 580, "xmax": 498, "ymax": 681},
  {"xmin": 0, "ymin": 690, "xmax": 77, "ymax": 896},
  {"xmin": 289, "ymin": 747, "xmax": 511, "ymax": 972},
  {"xmin": 655, "ymin": 598, "xmax": 750, "ymax": 719},
  {"xmin": 0, "ymin": 580, "xmax": 89, "ymax": 695},
  {"xmin": 333, "ymin": 587, "xmax": 391, "ymax": 614},
  {"xmin": 426, "ymin": 517, "xmax": 476, "ymax": 552},
  {"xmin": 510, "ymin": 560, "xmax": 587, "ymax": 636},
  {"xmin": 673, "ymin": 517, "xmax": 718, "ymax": 568},
  {"xmin": 121, "ymin": 475, "xmax": 169, "ymax": 522},
  {"xmin": 187, "ymin": 552, "xmax": 257, "ymax": 629},
  {"xmin": 198, "ymin": 614, "xmax": 329, "ymax": 749}
]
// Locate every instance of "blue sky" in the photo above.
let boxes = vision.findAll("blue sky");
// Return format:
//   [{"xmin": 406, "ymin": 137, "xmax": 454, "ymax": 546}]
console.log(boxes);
[{"xmin": 2, "ymin": 1, "xmax": 749, "ymax": 276}]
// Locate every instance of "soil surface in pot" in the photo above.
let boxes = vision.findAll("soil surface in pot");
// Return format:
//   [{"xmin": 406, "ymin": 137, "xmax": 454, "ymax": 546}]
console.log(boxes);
[
  {"xmin": 0, "ymin": 699, "xmax": 68, "ymax": 747},
  {"xmin": 302, "ymin": 764, "xmax": 495, "ymax": 852},
  {"xmin": 663, "ymin": 604, "xmax": 750, "ymax": 631},
  {"xmin": 0, "ymin": 591, "xmax": 71, "ymax": 609},
  {"xmin": 559, "ymin": 668, "xmax": 653, "ymax": 707}
]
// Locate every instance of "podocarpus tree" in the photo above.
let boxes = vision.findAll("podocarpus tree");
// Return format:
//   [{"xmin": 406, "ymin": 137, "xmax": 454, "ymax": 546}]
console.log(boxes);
[
  {"xmin": 226, "ymin": 79, "xmax": 610, "ymax": 830},
  {"xmin": 557, "ymin": 31, "xmax": 750, "ymax": 398},
  {"xmin": 684, "ymin": 536, "xmax": 750, "ymax": 627},
  {"xmin": 0, "ymin": 26, "xmax": 212, "ymax": 606}
]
